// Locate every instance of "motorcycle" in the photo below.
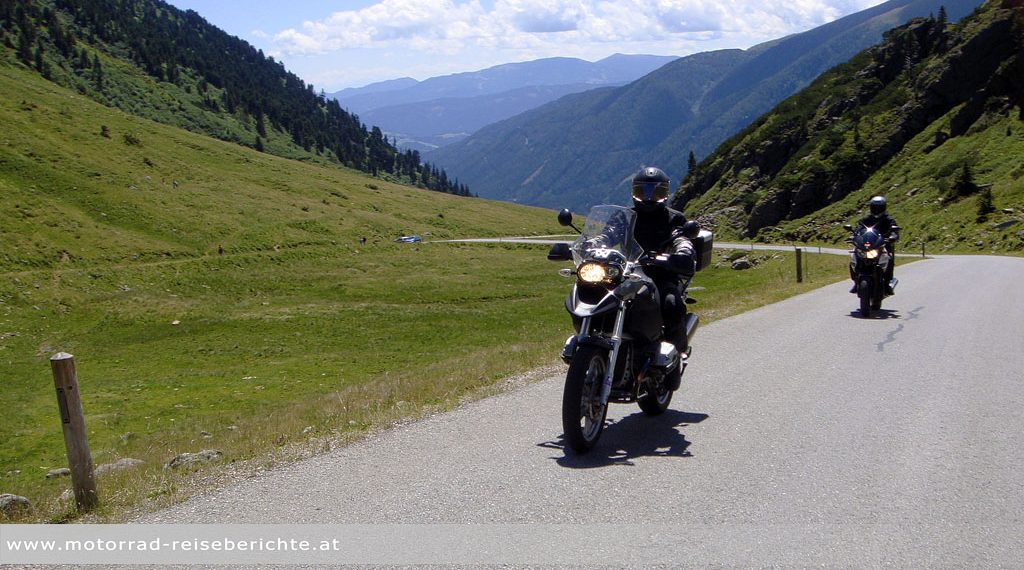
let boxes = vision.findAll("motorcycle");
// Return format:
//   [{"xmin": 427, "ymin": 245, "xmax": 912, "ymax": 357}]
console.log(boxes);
[
  {"xmin": 844, "ymin": 223, "xmax": 898, "ymax": 317},
  {"xmin": 547, "ymin": 205, "xmax": 712, "ymax": 452}
]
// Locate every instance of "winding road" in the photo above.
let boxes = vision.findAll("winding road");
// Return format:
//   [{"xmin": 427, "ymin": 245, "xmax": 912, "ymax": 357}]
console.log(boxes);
[{"xmin": 139, "ymin": 255, "xmax": 1024, "ymax": 566}]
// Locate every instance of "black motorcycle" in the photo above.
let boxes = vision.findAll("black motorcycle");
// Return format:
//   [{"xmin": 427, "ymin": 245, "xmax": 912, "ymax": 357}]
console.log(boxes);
[
  {"xmin": 548, "ymin": 205, "xmax": 711, "ymax": 452},
  {"xmin": 845, "ymin": 223, "xmax": 898, "ymax": 317}
]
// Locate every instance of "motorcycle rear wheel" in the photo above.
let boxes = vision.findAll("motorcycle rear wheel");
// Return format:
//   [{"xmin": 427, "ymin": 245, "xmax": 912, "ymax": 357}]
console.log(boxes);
[
  {"xmin": 562, "ymin": 345, "xmax": 608, "ymax": 453},
  {"xmin": 638, "ymin": 375, "xmax": 673, "ymax": 416}
]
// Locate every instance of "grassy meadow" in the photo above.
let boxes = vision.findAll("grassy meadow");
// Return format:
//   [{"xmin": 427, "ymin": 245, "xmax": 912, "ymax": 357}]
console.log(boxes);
[{"xmin": 1, "ymin": 63, "xmax": 855, "ymax": 522}]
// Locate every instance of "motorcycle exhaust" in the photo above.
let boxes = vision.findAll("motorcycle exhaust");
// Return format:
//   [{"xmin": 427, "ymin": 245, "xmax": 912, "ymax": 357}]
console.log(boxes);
[{"xmin": 684, "ymin": 313, "xmax": 699, "ymax": 345}]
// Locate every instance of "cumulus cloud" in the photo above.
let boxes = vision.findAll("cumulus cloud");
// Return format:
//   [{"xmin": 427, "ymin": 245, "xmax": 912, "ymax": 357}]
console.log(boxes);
[{"xmin": 272, "ymin": 0, "xmax": 887, "ymax": 87}]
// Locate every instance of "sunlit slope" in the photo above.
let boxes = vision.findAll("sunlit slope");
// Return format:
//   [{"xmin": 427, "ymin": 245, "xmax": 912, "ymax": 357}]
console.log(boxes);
[{"xmin": 0, "ymin": 64, "xmax": 557, "ymax": 273}]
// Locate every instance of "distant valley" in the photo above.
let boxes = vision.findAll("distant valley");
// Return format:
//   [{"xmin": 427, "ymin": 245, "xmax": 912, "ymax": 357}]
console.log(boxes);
[{"xmin": 331, "ymin": 54, "xmax": 678, "ymax": 151}]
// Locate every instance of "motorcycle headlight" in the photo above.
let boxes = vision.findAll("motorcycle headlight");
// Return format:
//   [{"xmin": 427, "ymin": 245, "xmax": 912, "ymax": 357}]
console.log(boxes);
[
  {"xmin": 864, "ymin": 248, "xmax": 880, "ymax": 260},
  {"xmin": 577, "ymin": 262, "xmax": 608, "ymax": 283}
]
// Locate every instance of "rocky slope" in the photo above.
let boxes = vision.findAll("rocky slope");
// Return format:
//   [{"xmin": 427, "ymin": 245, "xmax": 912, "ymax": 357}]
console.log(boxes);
[{"xmin": 674, "ymin": 0, "xmax": 1024, "ymax": 253}]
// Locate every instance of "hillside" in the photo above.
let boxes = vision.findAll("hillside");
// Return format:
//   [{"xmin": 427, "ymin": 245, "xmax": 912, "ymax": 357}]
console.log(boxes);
[
  {"xmin": 0, "ymin": 64, "xmax": 554, "ymax": 272},
  {"xmin": 675, "ymin": 0, "xmax": 1024, "ymax": 254},
  {"xmin": 337, "ymin": 55, "xmax": 679, "ymax": 152},
  {"xmin": 427, "ymin": 0, "xmax": 983, "ymax": 211},
  {"xmin": 0, "ymin": 0, "xmax": 467, "ymax": 196}
]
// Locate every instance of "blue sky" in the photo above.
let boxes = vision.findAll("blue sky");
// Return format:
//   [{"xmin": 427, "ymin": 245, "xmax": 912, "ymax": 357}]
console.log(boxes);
[{"xmin": 165, "ymin": 0, "xmax": 888, "ymax": 92}]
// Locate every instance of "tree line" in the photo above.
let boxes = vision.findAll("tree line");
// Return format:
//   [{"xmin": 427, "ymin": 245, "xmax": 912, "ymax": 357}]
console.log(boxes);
[{"xmin": 0, "ymin": 0, "xmax": 471, "ymax": 197}]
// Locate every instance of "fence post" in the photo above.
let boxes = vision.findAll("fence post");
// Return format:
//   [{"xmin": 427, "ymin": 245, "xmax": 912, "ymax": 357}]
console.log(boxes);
[
  {"xmin": 795, "ymin": 247, "xmax": 803, "ymax": 283},
  {"xmin": 921, "ymin": 241, "xmax": 926, "ymax": 258},
  {"xmin": 49, "ymin": 353, "xmax": 97, "ymax": 511}
]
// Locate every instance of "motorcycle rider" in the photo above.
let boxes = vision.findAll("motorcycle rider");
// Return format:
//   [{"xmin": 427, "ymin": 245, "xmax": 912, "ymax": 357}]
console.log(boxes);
[
  {"xmin": 851, "ymin": 195, "xmax": 899, "ymax": 294},
  {"xmin": 629, "ymin": 166, "xmax": 697, "ymax": 353}
]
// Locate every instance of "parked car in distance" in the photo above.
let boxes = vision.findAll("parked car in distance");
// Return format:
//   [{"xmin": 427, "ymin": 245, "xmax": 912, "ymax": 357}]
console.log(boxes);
[{"xmin": 394, "ymin": 235, "xmax": 422, "ymax": 243}]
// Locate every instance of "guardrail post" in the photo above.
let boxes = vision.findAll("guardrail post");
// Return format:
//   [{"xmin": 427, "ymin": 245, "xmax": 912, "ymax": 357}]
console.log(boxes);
[{"xmin": 49, "ymin": 353, "xmax": 98, "ymax": 511}]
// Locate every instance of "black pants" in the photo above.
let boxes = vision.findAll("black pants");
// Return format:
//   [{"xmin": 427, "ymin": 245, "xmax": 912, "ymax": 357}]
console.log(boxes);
[
  {"xmin": 656, "ymin": 278, "xmax": 687, "ymax": 352},
  {"xmin": 885, "ymin": 244, "xmax": 896, "ymax": 286}
]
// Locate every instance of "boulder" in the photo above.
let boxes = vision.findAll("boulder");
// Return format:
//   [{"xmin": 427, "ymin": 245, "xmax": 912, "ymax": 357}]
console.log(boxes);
[
  {"xmin": 46, "ymin": 468, "xmax": 71, "ymax": 479},
  {"xmin": 0, "ymin": 493, "xmax": 31, "ymax": 516},
  {"xmin": 164, "ymin": 450, "xmax": 222, "ymax": 470},
  {"xmin": 732, "ymin": 258, "xmax": 754, "ymax": 270},
  {"xmin": 95, "ymin": 458, "xmax": 144, "ymax": 476}
]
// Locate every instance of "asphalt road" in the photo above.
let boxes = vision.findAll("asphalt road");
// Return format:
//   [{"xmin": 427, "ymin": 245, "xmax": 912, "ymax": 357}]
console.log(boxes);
[{"xmin": 138, "ymin": 255, "xmax": 1024, "ymax": 567}]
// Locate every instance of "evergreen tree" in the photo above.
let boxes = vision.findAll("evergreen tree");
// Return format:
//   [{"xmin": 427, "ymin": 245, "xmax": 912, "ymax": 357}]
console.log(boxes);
[
  {"xmin": 952, "ymin": 162, "xmax": 977, "ymax": 198},
  {"xmin": 17, "ymin": 27, "xmax": 32, "ymax": 65},
  {"xmin": 33, "ymin": 38, "xmax": 44, "ymax": 72},
  {"xmin": 687, "ymin": 150, "xmax": 697, "ymax": 174},
  {"xmin": 92, "ymin": 54, "xmax": 103, "ymax": 90},
  {"xmin": 976, "ymin": 186, "xmax": 994, "ymax": 222}
]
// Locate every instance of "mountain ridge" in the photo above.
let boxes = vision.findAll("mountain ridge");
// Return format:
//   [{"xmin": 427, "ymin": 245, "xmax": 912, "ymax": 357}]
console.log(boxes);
[
  {"xmin": 427, "ymin": 0, "xmax": 984, "ymax": 212},
  {"xmin": 333, "ymin": 54, "xmax": 679, "ymax": 152}
]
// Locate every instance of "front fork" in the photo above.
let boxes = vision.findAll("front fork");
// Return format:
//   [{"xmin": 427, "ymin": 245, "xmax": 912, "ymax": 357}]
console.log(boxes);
[
  {"xmin": 599, "ymin": 304, "xmax": 628, "ymax": 405},
  {"xmin": 564, "ymin": 305, "xmax": 628, "ymax": 406}
]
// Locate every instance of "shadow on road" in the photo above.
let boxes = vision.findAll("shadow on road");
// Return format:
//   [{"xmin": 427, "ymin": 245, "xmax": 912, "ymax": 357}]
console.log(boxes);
[
  {"xmin": 538, "ymin": 410, "xmax": 708, "ymax": 469},
  {"xmin": 847, "ymin": 308, "xmax": 900, "ymax": 320}
]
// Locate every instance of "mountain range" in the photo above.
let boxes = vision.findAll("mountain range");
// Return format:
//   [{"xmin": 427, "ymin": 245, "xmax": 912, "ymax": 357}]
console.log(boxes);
[
  {"xmin": 331, "ymin": 55, "xmax": 678, "ymax": 151},
  {"xmin": 426, "ymin": 0, "xmax": 984, "ymax": 212}
]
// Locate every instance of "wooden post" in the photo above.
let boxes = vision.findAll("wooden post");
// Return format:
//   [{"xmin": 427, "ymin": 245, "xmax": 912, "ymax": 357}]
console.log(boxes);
[
  {"xmin": 49, "ymin": 353, "xmax": 97, "ymax": 511},
  {"xmin": 921, "ymin": 241, "xmax": 926, "ymax": 258},
  {"xmin": 795, "ymin": 247, "xmax": 803, "ymax": 283}
]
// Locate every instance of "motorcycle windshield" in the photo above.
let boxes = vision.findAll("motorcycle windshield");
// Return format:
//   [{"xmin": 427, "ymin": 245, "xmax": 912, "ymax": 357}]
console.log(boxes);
[
  {"xmin": 572, "ymin": 205, "xmax": 643, "ymax": 264},
  {"xmin": 854, "ymin": 226, "xmax": 885, "ymax": 250}
]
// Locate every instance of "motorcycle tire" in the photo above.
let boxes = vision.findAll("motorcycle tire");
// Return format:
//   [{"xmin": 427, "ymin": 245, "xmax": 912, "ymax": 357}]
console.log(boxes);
[
  {"xmin": 562, "ymin": 345, "xmax": 609, "ymax": 453},
  {"xmin": 638, "ymin": 374, "xmax": 674, "ymax": 416},
  {"xmin": 858, "ymin": 278, "xmax": 872, "ymax": 317}
]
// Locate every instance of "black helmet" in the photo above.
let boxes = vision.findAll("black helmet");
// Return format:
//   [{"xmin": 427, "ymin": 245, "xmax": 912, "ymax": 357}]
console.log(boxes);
[
  {"xmin": 632, "ymin": 166, "xmax": 670, "ymax": 212},
  {"xmin": 869, "ymin": 196, "xmax": 886, "ymax": 216}
]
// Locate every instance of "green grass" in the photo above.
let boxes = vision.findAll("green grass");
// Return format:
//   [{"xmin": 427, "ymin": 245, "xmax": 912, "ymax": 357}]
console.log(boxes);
[{"xmin": 0, "ymin": 62, "xmax": 855, "ymax": 522}]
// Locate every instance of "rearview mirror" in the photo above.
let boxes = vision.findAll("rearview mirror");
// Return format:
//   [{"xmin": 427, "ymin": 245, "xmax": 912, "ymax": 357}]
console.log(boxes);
[
  {"xmin": 557, "ymin": 209, "xmax": 573, "ymax": 227},
  {"xmin": 547, "ymin": 242, "xmax": 572, "ymax": 262}
]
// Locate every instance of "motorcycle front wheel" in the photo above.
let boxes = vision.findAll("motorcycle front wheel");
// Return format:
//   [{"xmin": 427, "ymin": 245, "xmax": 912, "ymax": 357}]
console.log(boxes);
[
  {"xmin": 562, "ymin": 345, "xmax": 609, "ymax": 453},
  {"xmin": 858, "ymin": 278, "xmax": 872, "ymax": 317}
]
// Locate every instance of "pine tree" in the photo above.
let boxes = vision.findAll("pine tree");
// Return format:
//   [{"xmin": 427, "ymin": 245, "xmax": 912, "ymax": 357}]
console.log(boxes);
[
  {"xmin": 953, "ymin": 162, "xmax": 977, "ymax": 198},
  {"xmin": 17, "ymin": 27, "xmax": 32, "ymax": 65},
  {"xmin": 976, "ymin": 186, "xmax": 994, "ymax": 222},
  {"xmin": 92, "ymin": 54, "xmax": 103, "ymax": 90}
]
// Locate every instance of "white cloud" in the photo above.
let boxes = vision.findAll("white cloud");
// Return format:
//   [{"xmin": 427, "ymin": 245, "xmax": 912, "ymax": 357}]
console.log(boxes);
[{"xmin": 270, "ymin": 0, "xmax": 887, "ymax": 87}]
